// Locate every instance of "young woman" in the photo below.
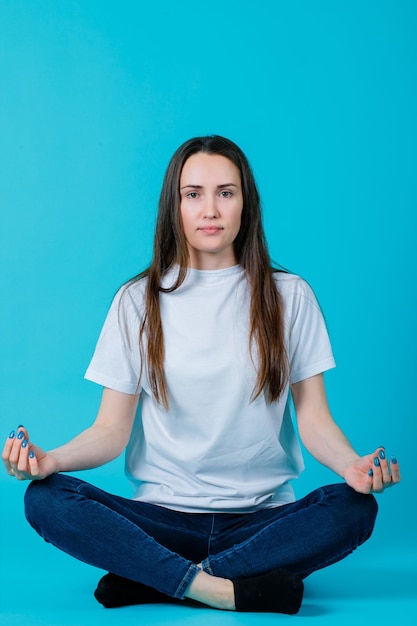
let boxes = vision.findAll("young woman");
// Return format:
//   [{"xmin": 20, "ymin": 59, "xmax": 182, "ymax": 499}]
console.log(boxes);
[{"xmin": 2, "ymin": 136, "xmax": 400, "ymax": 615}]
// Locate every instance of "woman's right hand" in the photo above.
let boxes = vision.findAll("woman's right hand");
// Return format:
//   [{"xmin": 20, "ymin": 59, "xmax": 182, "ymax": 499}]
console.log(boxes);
[
  {"xmin": 3, "ymin": 389, "xmax": 139, "ymax": 480},
  {"xmin": 2, "ymin": 427, "xmax": 58, "ymax": 481}
]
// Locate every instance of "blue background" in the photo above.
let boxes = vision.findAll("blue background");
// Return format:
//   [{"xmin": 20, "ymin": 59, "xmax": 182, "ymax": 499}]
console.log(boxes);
[{"xmin": 1, "ymin": 1, "xmax": 416, "ymax": 624}]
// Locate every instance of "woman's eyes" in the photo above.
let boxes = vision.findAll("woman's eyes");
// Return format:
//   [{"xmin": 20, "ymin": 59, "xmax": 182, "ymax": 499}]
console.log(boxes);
[{"xmin": 186, "ymin": 190, "xmax": 233, "ymax": 199}]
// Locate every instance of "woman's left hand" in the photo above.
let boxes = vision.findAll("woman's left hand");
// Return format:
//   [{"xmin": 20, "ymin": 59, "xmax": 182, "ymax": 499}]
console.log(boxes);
[{"xmin": 344, "ymin": 447, "xmax": 401, "ymax": 494}]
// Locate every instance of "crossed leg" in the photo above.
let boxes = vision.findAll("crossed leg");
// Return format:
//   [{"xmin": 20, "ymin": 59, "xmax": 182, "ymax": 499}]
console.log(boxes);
[{"xmin": 24, "ymin": 476, "xmax": 377, "ymax": 614}]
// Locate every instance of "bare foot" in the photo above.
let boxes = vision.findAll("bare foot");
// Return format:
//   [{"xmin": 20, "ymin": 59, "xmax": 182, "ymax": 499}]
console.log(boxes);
[{"xmin": 185, "ymin": 570, "xmax": 235, "ymax": 610}]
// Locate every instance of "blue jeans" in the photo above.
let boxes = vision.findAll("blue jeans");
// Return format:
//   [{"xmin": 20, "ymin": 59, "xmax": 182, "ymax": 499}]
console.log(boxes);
[{"xmin": 24, "ymin": 474, "xmax": 377, "ymax": 599}]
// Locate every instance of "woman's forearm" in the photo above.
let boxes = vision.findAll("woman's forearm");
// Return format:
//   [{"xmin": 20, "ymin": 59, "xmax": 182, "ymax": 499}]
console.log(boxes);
[
  {"xmin": 292, "ymin": 374, "xmax": 360, "ymax": 479},
  {"xmin": 3, "ymin": 389, "xmax": 138, "ymax": 481},
  {"xmin": 298, "ymin": 415, "xmax": 360, "ymax": 478},
  {"xmin": 48, "ymin": 389, "xmax": 138, "ymax": 473},
  {"xmin": 48, "ymin": 422, "xmax": 129, "ymax": 473}
]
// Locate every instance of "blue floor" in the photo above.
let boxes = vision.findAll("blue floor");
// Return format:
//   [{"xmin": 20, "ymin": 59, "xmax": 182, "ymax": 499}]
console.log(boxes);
[{"xmin": 1, "ymin": 480, "xmax": 416, "ymax": 625}]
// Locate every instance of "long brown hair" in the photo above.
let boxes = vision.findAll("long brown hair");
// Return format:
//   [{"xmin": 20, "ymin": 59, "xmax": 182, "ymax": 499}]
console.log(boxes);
[{"xmin": 132, "ymin": 135, "xmax": 288, "ymax": 408}]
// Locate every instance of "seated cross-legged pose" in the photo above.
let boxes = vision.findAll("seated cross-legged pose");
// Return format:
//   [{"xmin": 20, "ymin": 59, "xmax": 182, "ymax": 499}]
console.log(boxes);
[{"xmin": 2, "ymin": 135, "xmax": 400, "ymax": 615}]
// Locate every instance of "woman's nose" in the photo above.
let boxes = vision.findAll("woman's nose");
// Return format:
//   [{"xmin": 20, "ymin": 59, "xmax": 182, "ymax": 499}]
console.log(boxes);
[{"xmin": 204, "ymin": 196, "xmax": 219, "ymax": 218}]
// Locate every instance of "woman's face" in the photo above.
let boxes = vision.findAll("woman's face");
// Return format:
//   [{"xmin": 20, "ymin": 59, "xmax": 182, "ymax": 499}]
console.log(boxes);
[{"xmin": 179, "ymin": 152, "xmax": 243, "ymax": 270}]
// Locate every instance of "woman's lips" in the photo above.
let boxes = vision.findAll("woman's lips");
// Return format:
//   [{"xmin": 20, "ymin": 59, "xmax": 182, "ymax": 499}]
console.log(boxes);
[{"xmin": 198, "ymin": 227, "xmax": 223, "ymax": 234}]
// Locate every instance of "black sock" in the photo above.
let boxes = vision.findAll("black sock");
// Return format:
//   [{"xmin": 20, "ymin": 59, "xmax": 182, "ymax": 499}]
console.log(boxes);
[
  {"xmin": 94, "ymin": 572, "xmax": 180, "ymax": 608},
  {"xmin": 233, "ymin": 568, "xmax": 304, "ymax": 614}
]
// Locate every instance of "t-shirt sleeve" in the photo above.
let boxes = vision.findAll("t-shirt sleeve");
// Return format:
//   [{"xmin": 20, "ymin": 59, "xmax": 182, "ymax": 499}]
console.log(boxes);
[
  {"xmin": 84, "ymin": 286, "xmax": 143, "ymax": 394},
  {"xmin": 286, "ymin": 279, "xmax": 336, "ymax": 384}
]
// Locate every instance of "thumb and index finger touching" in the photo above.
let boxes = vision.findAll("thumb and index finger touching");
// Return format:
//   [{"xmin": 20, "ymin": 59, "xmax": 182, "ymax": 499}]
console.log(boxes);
[{"xmin": 2, "ymin": 425, "xmax": 40, "ymax": 480}]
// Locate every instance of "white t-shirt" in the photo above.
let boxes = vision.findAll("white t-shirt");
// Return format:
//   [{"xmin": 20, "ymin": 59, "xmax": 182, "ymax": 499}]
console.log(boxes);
[{"xmin": 85, "ymin": 265, "xmax": 335, "ymax": 512}]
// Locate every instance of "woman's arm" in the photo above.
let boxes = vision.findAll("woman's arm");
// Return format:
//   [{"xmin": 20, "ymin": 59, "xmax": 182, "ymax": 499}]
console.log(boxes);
[
  {"xmin": 291, "ymin": 374, "xmax": 400, "ymax": 494},
  {"xmin": 2, "ymin": 388, "xmax": 139, "ymax": 481}
]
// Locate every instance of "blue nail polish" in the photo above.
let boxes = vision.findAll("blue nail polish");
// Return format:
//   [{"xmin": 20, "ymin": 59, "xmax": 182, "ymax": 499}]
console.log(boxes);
[
  {"xmin": 368, "ymin": 469, "xmax": 374, "ymax": 477},
  {"xmin": 9, "ymin": 430, "xmax": 15, "ymax": 438},
  {"xmin": 17, "ymin": 424, "xmax": 24, "ymax": 428},
  {"xmin": 22, "ymin": 439, "xmax": 28, "ymax": 448},
  {"xmin": 391, "ymin": 456, "xmax": 398, "ymax": 464},
  {"xmin": 17, "ymin": 431, "xmax": 24, "ymax": 440},
  {"xmin": 374, "ymin": 457, "xmax": 380, "ymax": 467},
  {"xmin": 29, "ymin": 451, "xmax": 35, "ymax": 459},
  {"xmin": 379, "ymin": 450, "xmax": 386, "ymax": 460}
]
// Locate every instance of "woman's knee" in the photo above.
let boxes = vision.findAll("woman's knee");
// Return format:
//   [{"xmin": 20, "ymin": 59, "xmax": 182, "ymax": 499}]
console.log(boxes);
[
  {"xmin": 25, "ymin": 475, "xmax": 56, "ymax": 528},
  {"xmin": 24, "ymin": 474, "xmax": 77, "ymax": 532},
  {"xmin": 336, "ymin": 483, "xmax": 378, "ymax": 542},
  {"xmin": 358, "ymin": 491, "xmax": 378, "ymax": 541}
]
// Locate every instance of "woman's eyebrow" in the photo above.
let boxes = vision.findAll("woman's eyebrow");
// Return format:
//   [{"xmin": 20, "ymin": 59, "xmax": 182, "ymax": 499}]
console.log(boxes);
[{"xmin": 180, "ymin": 183, "xmax": 239, "ymax": 190}]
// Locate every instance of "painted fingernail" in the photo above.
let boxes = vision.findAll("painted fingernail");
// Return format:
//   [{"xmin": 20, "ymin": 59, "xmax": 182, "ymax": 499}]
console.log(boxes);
[
  {"xmin": 374, "ymin": 457, "xmax": 380, "ymax": 467},
  {"xmin": 379, "ymin": 450, "xmax": 386, "ymax": 460},
  {"xmin": 17, "ymin": 431, "xmax": 24, "ymax": 440},
  {"xmin": 368, "ymin": 469, "xmax": 374, "ymax": 477},
  {"xmin": 29, "ymin": 451, "xmax": 35, "ymax": 459},
  {"xmin": 17, "ymin": 424, "xmax": 24, "ymax": 428},
  {"xmin": 391, "ymin": 456, "xmax": 398, "ymax": 464},
  {"xmin": 9, "ymin": 430, "xmax": 15, "ymax": 438},
  {"xmin": 22, "ymin": 439, "xmax": 28, "ymax": 448}
]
